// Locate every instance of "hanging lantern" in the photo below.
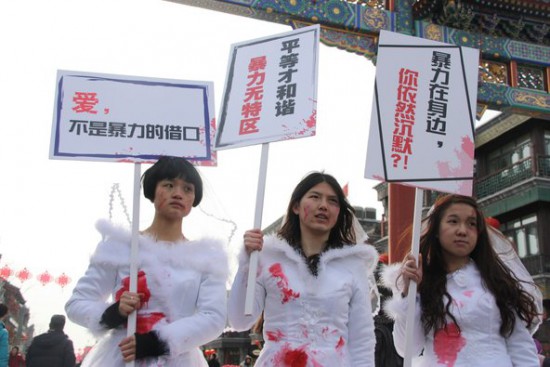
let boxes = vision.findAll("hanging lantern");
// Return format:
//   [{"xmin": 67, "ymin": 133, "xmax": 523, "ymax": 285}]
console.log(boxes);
[
  {"xmin": 0, "ymin": 265, "xmax": 13, "ymax": 280},
  {"xmin": 56, "ymin": 273, "xmax": 71, "ymax": 288},
  {"xmin": 16, "ymin": 268, "xmax": 32, "ymax": 283},
  {"xmin": 37, "ymin": 271, "xmax": 53, "ymax": 286}
]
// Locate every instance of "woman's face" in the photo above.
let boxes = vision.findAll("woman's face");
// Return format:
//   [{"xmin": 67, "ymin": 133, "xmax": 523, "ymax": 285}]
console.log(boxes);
[
  {"xmin": 438, "ymin": 203, "xmax": 479, "ymax": 265},
  {"xmin": 153, "ymin": 178, "xmax": 195, "ymax": 220},
  {"xmin": 293, "ymin": 182, "xmax": 340, "ymax": 237}
]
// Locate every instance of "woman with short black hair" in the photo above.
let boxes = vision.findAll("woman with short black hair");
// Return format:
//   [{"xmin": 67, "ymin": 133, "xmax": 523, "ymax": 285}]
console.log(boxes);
[{"xmin": 66, "ymin": 156, "xmax": 227, "ymax": 366}]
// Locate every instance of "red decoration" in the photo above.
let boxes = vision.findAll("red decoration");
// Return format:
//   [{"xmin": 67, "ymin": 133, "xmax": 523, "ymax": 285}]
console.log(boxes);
[
  {"xmin": 0, "ymin": 265, "xmax": 13, "ymax": 279},
  {"xmin": 485, "ymin": 217, "xmax": 501, "ymax": 229},
  {"xmin": 115, "ymin": 271, "xmax": 151, "ymax": 303},
  {"xmin": 378, "ymin": 253, "xmax": 389, "ymax": 265},
  {"xmin": 55, "ymin": 272, "xmax": 71, "ymax": 288},
  {"xmin": 0, "ymin": 262, "xmax": 75, "ymax": 289},
  {"xmin": 16, "ymin": 268, "xmax": 32, "ymax": 283},
  {"xmin": 37, "ymin": 271, "xmax": 53, "ymax": 286}
]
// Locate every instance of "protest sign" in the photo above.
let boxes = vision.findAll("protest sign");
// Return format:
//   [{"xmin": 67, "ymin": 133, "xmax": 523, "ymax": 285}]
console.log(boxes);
[
  {"xmin": 216, "ymin": 24, "xmax": 320, "ymax": 314},
  {"xmin": 51, "ymin": 70, "xmax": 216, "ymax": 165},
  {"xmin": 365, "ymin": 30, "xmax": 479, "ymax": 195},
  {"xmin": 216, "ymin": 24, "xmax": 319, "ymax": 150}
]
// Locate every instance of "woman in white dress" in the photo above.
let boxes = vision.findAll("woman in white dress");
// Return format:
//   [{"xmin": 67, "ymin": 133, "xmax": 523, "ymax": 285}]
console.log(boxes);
[
  {"xmin": 229, "ymin": 172, "xmax": 378, "ymax": 367},
  {"xmin": 66, "ymin": 156, "xmax": 228, "ymax": 366},
  {"xmin": 383, "ymin": 194, "xmax": 540, "ymax": 367}
]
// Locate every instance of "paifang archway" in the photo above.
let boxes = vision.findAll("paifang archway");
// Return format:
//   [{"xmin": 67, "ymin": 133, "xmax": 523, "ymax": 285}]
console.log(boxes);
[{"xmin": 167, "ymin": 0, "xmax": 550, "ymax": 262}]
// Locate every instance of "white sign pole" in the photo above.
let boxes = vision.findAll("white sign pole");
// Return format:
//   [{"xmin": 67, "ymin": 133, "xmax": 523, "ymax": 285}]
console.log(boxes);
[
  {"xmin": 403, "ymin": 187, "xmax": 424, "ymax": 367},
  {"xmin": 126, "ymin": 163, "xmax": 141, "ymax": 367},
  {"xmin": 244, "ymin": 143, "xmax": 270, "ymax": 315}
]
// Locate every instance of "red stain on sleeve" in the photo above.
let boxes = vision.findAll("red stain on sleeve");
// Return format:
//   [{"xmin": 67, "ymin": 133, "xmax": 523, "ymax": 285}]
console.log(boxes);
[
  {"xmin": 269, "ymin": 263, "xmax": 300, "ymax": 303},
  {"xmin": 433, "ymin": 322, "xmax": 466, "ymax": 367},
  {"xmin": 335, "ymin": 336, "xmax": 345, "ymax": 351}
]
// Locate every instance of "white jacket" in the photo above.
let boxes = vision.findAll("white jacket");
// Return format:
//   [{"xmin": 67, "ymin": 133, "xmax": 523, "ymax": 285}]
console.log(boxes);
[
  {"xmin": 66, "ymin": 220, "xmax": 228, "ymax": 367},
  {"xmin": 229, "ymin": 235, "xmax": 378, "ymax": 367},
  {"xmin": 383, "ymin": 261, "xmax": 539, "ymax": 367}
]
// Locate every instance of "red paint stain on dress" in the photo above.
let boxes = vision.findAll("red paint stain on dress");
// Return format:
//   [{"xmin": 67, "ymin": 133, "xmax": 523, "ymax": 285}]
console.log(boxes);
[
  {"xmin": 266, "ymin": 329, "xmax": 285, "ymax": 342},
  {"xmin": 273, "ymin": 344, "xmax": 308, "ymax": 367},
  {"xmin": 335, "ymin": 336, "xmax": 345, "ymax": 353},
  {"xmin": 433, "ymin": 322, "xmax": 466, "ymax": 367},
  {"xmin": 269, "ymin": 263, "xmax": 300, "ymax": 303}
]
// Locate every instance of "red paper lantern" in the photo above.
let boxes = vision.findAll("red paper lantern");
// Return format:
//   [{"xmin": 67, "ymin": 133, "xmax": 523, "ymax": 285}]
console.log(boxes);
[
  {"xmin": 16, "ymin": 268, "xmax": 32, "ymax": 283},
  {"xmin": 56, "ymin": 273, "xmax": 71, "ymax": 288},
  {"xmin": 37, "ymin": 271, "xmax": 53, "ymax": 286},
  {"xmin": 0, "ymin": 265, "xmax": 13, "ymax": 280}
]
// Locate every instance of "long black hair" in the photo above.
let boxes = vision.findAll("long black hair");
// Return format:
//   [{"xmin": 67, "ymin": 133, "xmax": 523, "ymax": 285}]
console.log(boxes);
[
  {"xmin": 277, "ymin": 172, "xmax": 356, "ymax": 249},
  {"xmin": 418, "ymin": 194, "xmax": 538, "ymax": 337}
]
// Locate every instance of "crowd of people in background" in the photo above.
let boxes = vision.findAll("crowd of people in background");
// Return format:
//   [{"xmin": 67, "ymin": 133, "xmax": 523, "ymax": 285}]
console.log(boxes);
[
  {"xmin": 1, "ymin": 157, "xmax": 550, "ymax": 366},
  {"xmin": 0, "ymin": 310, "xmax": 76, "ymax": 367}
]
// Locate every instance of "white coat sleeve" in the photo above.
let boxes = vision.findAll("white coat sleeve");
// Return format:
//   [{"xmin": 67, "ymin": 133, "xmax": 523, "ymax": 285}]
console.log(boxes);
[
  {"xmin": 506, "ymin": 314, "xmax": 540, "ymax": 367},
  {"xmin": 385, "ymin": 294, "xmax": 426, "ymax": 358},
  {"xmin": 156, "ymin": 270, "xmax": 227, "ymax": 356},
  {"xmin": 65, "ymin": 241, "xmax": 119, "ymax": 336},
  {"xmin": 228, "ymin": 250, "xmax": 266, "ymax": 331},
  {"xmin": 347, "ymin": 266, "xmax": 376, "ymax": 367},
  {"xmin": 381, "ymin": 263, "xmax": 426, "ymax": 358}
]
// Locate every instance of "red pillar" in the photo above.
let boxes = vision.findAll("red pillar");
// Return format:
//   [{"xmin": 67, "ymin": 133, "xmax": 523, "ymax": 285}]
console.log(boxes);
[{"xmin": 388, "ymin": 183, "xmax": 415, "ymax": 264}]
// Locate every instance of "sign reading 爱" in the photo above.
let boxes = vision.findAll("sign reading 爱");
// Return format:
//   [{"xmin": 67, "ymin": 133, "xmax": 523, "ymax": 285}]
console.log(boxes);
[{"xmin": 50, "ymin": 70, "xmax": 216, "ymax": 165}]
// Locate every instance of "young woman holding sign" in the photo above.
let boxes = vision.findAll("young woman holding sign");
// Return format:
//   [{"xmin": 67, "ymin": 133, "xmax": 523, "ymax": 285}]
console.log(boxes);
[
  {"xmin": 66, "ymin": 156, "xmax": 228, "ymax": 366},
  {"xmin": 228, "ymin": 172, "xmax": 378, "ymax": 366},
  {"xmin": 383, "ymin": 194, "xmax": 540, "ymax": 367}
]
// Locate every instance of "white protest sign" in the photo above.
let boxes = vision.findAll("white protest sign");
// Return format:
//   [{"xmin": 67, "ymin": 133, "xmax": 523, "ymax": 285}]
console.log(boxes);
[
  {"xmin": 50, "ymin": 70, "xmax": 216, "ymax": 165},
  {"xmin": 215, "ymin": 24, "xmax": 319, "ymax": 150},
  {"xmin": 215, "ymin": 25, "xmax": 319, "ymax": 315},
  {"xmin": 365, "ymin": 30, "xmax": 479, "ymax": 195}
]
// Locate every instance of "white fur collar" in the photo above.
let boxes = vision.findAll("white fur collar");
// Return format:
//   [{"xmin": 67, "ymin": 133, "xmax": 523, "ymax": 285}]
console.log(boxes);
[
  {"xmin": 91, "ymin": 219, "xmax": 228, "ymax": 279},
  {"xmin": 261, "ymin": 235, "xmax": 378, "ymax": 274}
]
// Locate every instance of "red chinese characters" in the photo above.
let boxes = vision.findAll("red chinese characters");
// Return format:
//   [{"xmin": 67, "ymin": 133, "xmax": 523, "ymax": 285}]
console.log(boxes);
[
  {"xmin": 240, "ymin": 56, "xmax": 267, "ymax": 135},
  {"xmin": 72, "ymin": 92, "xmax": 99, "ymax": 114},
  {"xmin": 392, "ymin": 68, "xmax": 419, "ymax": 169}
]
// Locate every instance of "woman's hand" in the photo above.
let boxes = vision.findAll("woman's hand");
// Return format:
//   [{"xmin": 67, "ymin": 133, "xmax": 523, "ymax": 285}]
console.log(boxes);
[
  {"xmin": 118, "ymin": 335, "xmax": 136, "ymax": 362},
  {"xmin": 401, "ymin": 253, "xmax": 423, "ymax": 297},
  {"xmin": 118, "ymin": 291, "xmax": 142, "ymax": 317},
  {"xmin": 243, "ymin": 229, "xmax": 263, "ymax": 255}
]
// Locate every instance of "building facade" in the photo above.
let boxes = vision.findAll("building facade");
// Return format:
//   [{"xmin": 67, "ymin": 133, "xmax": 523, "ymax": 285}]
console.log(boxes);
[{"xmin": 0, "ymin": 279, "xmax": 32, "ymax": 351}]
